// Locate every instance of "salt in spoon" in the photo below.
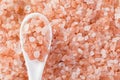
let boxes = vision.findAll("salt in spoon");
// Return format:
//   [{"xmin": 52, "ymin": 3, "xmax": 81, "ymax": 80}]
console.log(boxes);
[{"xmin": 20, "ymin": 13, "xmax": 52, "ymax": 80}]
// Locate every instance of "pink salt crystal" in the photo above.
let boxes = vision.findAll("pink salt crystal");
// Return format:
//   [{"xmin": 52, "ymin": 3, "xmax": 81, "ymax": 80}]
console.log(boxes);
[
  {"xmin": 84, "ymin": 35, "xmax": 89, "ymax": 40},
  {"xmin": 115, "ymin": 7, "xmax": 120, "ymax": 20},
  {"xmin": 113, "ymin": 59, "xmax": 118, "ymax": 64},
  {"xmin": 90, "ymin": 32, "xmax": 96, "ymax": 38},
  {"xmin": 107, "ymin": 60, "xmax": 113, "ymax": 67},
  {"xmin": 77, "ymin": 48, "xmax": 83, "ymax": 54},
  {"xmin": 35, "ymin": 27, "xmax": 41, "ymax": 33},
  {"xmin": 24, "ymin": 5, "xmax": 31, "ymax": 13},
  {"xmin": 95, "ymin": 58, "xmax": 102, "ymax": 62},
  {"xmin": 90, "ymin": 51, "xmax": 94, "ymax": 56},
  {"xmin": 84, "ymin": 0, "xmax": 94, "ymax": 4},
  {"xmin": 71, "ymin": 72, "xmax": 77, "ymax": 79},
  {"xmin": 0, "ymin": 9, "xmax": 3, "ymax": 15},
  {"xmin": 62, "ymin": 55, "xmax": 68, "ymax": 61},
  {"xmin": 61, "ymin": 75, "xmax": 66, "ymax": 79},
  {"xmin": 29, "ymin": 36, "xmax": 35, "ymax": 42},
  {"xmin": 101, "ymin": 49, "xmax": 107, "ymax": 58},
  {"xmin": 77, "ymin": 34, "xmax": 84, "ymax": 41},
  {"xmin": 33, "ymin": 51, "xmax": 40, "ymax": 58},
  {"xmin": 55, "ymin": 77, "xmax": 62, "ymax": 80},
  {"xmin": 80, "ymin": 75, "xmax": 86, "ymax": 79},
  {"xmin": 83, "ymin": 25, "xmax": 91, "ymax": 31},
  {"xmin": 58, "ymin": 62, "xmax": 65, "ymax": 67},
  {"xmin": 84, "ymin": 42, "xmax": 89, "ymax": 48},
  {"xmin": 60, "ymin": 70, "xmax": 65, "ymax": 74},
  {"xmin": 112, "ymin": 37, "xmax": 120, "ymax": 42},
  {"xmin": 65, "ymin": 66, "xmax": 69, "ymax": 71},
  {"xmin": 36, "ymin": 36, "xmax": 43, "ymax": 44}
]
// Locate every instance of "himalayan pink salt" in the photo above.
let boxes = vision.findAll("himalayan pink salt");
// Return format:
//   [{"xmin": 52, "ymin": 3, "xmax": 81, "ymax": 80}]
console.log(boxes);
[
  {"xmin": 33, "ymin": 51, "xmax": 40, "ymax": 58},
  {"xmin": 1, "ymin": 0, "xmax": 120, "ymax": 80},
  {"xmin": 83, "ymin": 25, "xmax": 91, "ymax": 31},
  {"xmin": 24, "ymin": 5, "xmax": 31, "ymax": 13},
  {"xmin": 90, "ymin": 51, "xmax": 94, "ymax": 56},
  {"xmin": 29, "ymin": 36, "xmax": 35, "ymax": 42},
  {"xmin": 20, "ymin": 13, "xmax": 52, "ymax": 61},
  {"xmin": 101, "ymin": 49, "xmax": 107, "ymax": 58}
]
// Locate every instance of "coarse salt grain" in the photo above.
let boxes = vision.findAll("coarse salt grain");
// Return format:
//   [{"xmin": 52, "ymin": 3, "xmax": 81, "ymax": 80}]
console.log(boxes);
[
  {"xmin": 95, "ymin": 58, "xmax": 102, "ymax": 62},
  {"xmin": 104, "ymin": 12, "xmax": 108, "ymax": 16},
  {"xmin": 112, "ymin": 37, "xmax": 120, "ymax": 42},
  {"xmin": 77, "ymin": 33, "xmax": 84, "ymax": 41},
  {"xmin": 76, "ymin": 7, "xmax": 82, "ymax": 15},
  {"xmin": 104, "ymin": 7, "xmax": 110, "ymax": 12},
  {"xmin": 101, "ymin": 49, "xmax": 107, "ymax": 58},
  {"xmin": 80, "ymin": 75, "xmax": 85, "ymax": 79},
  {"xmin": 90, "ymin": 51, "xmax": 94, "ymax": 56},
  {"xmin": 115, "ymin": 7, "xmax": 120, "ymax": 19},
  {"xmin": 0, "ymin": 9, "xmax": 3, "ymax": 15},
  {"xmin": 104, "ymin": 26, "xmax": 109, "ymax": 30},
  {"xmin": 34, "ymin": 51, "xmax": 40, "ymax": 58},
  {"xmin": 29, "ymin": 36, "xmax": 35, "ymax": 42},
  {"xmin": 84, "ymin": 42, "xmax": 89, "ymax": 48},
  {"xmin": 55, "ymin": 77, "xmax": 62, "ymax": 80},
  {"xmin": 71, "ymin": 22, "xmax": 78, "ymax": 27},
  {"xmin": 78, "ymin": 48, "xmax": 83, "ymax": 54},
  {"xmin": 84, "ymin": 35, "xmax": 89, "ymax": 40},
  {"xmin": 24, "ymin": 5, "xmax": 31, "ymax": 13},
  {"xmin": 113, "ymin": 59, "xmax": 118, "ymax": 64},
  {"xmin": 62, "ymin": 75, "xmax": 66, "ymax": 79},
  {"xmin": 35, "ymin": 27, "xmax": 41, "ymax": 33},
  {"xmin": 65, "ymin": 66, "xmax": 69, "ymax": 71},
  {"xmin": 76, "ymin": 68, "xmax": 81, "ymax": 75},
  {"xmin": 13, "ymin": 60, "xmax": 18, "ymax": 65},
  {"xmin": 107, "ymin": 60, "xmax": 113, "ymax": 67},
  {"xmin": 84, "ymin": 0, "xmax": 94, "ymax": 4},
  {"xmin": 91, "ymin": 32, "xmax": 96, "ymax": 38},
  {"xmin": 83, "ymin": 25, "xmax": 91, "ymax": 31},
  {"xmin": 71, "ymin": 72, "xmax": 77, "ymax": 79},
  {"xmin": 96, "ymin": 0, "xmax": 102, "ymax": 10}
]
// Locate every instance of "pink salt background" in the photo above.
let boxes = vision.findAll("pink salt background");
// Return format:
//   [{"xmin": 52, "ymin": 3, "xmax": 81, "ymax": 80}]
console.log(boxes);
[{"xmin": 0, "ymin": 0, "xmax": 120, "ymax": 80}]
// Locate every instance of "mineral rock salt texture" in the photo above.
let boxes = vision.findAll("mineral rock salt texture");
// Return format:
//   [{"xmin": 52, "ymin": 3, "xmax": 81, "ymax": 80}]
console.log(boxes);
[{"xmin": 0, "ymin": 0, "xmax": 120, "ymax": 80}]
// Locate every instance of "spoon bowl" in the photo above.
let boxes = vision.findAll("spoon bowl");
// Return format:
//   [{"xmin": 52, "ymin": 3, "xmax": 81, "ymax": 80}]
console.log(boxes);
[{"xmin": 20, "ymin": 13, "xmax": 52, "ymax": 80}]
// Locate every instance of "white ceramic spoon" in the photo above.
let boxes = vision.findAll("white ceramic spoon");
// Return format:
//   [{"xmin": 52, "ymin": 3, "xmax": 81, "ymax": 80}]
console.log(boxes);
[{"xmin": 20, "ymin": 13, "xmax": 52, "ymax": 80}]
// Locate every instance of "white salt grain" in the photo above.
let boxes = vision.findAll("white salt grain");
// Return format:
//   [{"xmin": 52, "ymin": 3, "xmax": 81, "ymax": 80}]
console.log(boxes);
[
  {"xmin": 104, "ymin": 26, "xmax": 109, "ymax": 30},
  {"xmin": 90, "ymin": 51, "xmax": 94, "ymax": 56},
  {"xmin": 80, "ymin": 75, "xmax": 85, "ymax": 79},
  {"xmin": 78, "ymin": 48, "xmax": 83, "ymax": 54},
  {"xmin": 34, "ymin": 51, "xmax": 40, "ymax": 58},
  {"xmin": 107, "ymin": 60, "xmax": 113, "ymax": 67},
  {"xmin": 77, "ymin": 33, "xmax": 84, "ymax": 41},
  {"xmin": 95, "ymin": 58, "xmax": 102, "ymax": 62},
  {"xmin": 84, "ymin": 35, "xmax": 89, "ymax": 40},
  {"xmin": 112, "ymin": 37, "xmax": 120, "ymax": 42},
  {"xmin": 84, "ymin": 25, "xmax": 91, "ymax": 31},
  {"xmin": 24, "ymin": 5, "xmax": 31, "ymax": 13},
  {"xmin": 29, "ymin": 36, "xmax": 35, "ymax": 42},
  {"xmin": 115, "ymin": 7, "xmax": 120, "ymax": 19},
  {"xmin": 91, "ymin": 32, "xmax": 96, "ymax": 38},
  {"xmin": 84, "ymin": 0, "xmax": 94, "ymax": 4},
  {"xmin": 101, "ymin": 49, "xmax": 107, "ymax": 58},
  {"xmin": 113, "ymin": 59, "xmax": 118, "ymax": 64}
]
